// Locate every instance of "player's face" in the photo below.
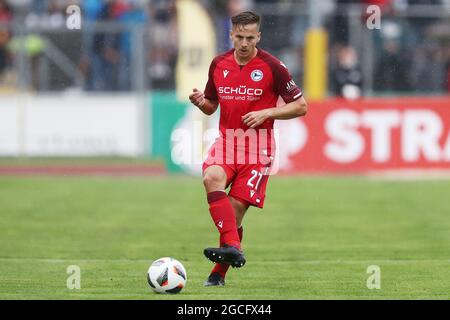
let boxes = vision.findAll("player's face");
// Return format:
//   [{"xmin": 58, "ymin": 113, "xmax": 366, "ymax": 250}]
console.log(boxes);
[{"xmin": 230, "ymin": 23, "xmax": 261, "ymax": 62}]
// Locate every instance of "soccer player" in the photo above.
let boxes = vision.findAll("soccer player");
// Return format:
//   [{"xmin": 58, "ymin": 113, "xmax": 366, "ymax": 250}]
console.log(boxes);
[{"xmin": 189, "ymin": 11, "xmax": 308, "ymax": 286}]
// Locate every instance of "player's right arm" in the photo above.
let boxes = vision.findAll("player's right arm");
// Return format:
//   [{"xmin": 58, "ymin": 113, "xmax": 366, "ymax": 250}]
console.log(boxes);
[{"xmin": 189, "ymin": 88, "xmax": 219, "ymax": 115}]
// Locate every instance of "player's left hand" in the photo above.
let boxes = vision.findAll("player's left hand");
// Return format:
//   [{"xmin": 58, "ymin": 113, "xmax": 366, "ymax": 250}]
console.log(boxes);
[{"xmin": 242, "ymin": 109, "xmax": 272, "ymax": 128}]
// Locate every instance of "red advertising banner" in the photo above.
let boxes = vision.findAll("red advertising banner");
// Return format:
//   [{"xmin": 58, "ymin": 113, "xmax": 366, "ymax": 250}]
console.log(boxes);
[{"xmin": 281, "ymin": 97, "xmax": 450, "ymax": 174}]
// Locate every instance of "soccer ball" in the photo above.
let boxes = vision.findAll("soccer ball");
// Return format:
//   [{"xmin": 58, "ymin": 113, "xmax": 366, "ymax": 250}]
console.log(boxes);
[{"xmin": 147, "ymin": 257, "xmax": 187, "ymax": 294}]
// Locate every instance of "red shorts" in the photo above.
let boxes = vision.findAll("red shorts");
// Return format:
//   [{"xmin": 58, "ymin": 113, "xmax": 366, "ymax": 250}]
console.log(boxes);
[{"xmin": 202, "ymin": 140, "xmax": 274, "ymax": 209}]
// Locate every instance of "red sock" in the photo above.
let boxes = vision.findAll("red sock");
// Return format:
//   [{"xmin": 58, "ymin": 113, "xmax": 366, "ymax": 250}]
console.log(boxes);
[
  {"xmin": 211, "ymin": 226, "xmax": 244, "ymax": 278},
  {"xmin": 207, "ymin": 191, "xmax": 241, "ymax": 249}
]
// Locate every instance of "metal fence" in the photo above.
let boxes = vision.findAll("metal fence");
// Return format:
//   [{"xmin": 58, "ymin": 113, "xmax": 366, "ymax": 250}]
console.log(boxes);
[
  {"xmin": 0, "ymin": 21, "xmax": 149, "ymax": 92},
  {"xmin": 0, "ymin": 1, "xmax": 448, "ymax": 96}
]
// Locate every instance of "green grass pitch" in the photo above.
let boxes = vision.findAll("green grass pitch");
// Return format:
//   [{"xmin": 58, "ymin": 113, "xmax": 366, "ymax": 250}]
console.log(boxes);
[{"xmin": 1, "ymin": 175, "xmax": 449, "ymax": 299}]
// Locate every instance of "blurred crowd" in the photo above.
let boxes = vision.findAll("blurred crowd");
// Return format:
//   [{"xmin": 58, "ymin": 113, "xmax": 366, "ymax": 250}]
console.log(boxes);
[
  {"xmin": 0, "ymin": 0, "xmax": 178, "ymax": 91},
  {"xmin": 0, "ymin": 0, "xmax": 449, "ymax": 96}
]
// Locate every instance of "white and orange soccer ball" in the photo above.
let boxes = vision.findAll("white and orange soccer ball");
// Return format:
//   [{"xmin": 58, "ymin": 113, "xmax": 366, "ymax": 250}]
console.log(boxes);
[{"xmin": 147, "ymin": 257, "xmax": 187, "ymax": 294}]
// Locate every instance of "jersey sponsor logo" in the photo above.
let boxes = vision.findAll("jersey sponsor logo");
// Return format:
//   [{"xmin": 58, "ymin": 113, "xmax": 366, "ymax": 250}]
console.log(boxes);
[
  {"xmin": 218, "ymin": 86, "xmax": 263, "ymax": 96},
  {"xmin": 286, "ymin": 80, "xmax": 297, "ymax": 92},
  {"xmin": 250, "ymin": 190, "xmax": 255, "ymax": 198},
  {"xmin": 223, "ymin": 70, "xmax": 229, "ymax": 78},
  {"xmin": 251, "ymin": 69, "xmax": 264, "ymax": 82},
  {"xmin": 217, "ymin": 221, "xmax": 223, "ymax": 229}
]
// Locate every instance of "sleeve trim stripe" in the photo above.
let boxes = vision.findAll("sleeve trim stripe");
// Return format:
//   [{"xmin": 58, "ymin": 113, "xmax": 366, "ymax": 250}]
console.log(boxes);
[{"xmin": 294, "ymin": 92, "xmax": 303, "ymax": 99}]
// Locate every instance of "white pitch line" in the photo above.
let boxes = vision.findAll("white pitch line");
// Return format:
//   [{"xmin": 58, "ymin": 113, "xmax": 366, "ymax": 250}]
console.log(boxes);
[{"xmin": 367, "ymin": 169, "xmax": 450, "ymax": 181}]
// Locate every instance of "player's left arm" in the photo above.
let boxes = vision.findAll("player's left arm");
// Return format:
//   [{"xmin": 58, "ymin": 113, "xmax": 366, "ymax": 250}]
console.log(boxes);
[{"xmin": 242, "ymin": 96, "xmax": 307, "ymax": 129}]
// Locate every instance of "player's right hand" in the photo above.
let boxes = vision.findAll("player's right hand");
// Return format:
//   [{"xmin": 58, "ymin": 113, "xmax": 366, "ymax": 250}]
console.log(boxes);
[{"xmin": 189, "ymin": 88, "xmax": 206, "ymax": 108}]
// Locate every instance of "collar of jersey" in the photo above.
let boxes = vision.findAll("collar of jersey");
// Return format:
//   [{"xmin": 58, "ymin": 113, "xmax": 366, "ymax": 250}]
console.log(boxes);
[{"xmin": 232, "ymin": 47, "xmax": 260, "ymax": 68}]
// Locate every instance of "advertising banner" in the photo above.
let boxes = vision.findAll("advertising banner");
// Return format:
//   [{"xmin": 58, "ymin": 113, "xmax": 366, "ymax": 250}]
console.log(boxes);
[
  {"xmin": 150, "ymin": 95, "xmax": 450, "ymax": 175},
  {"xmin": 280, "ymin": 97, "xmax": 450, "ymax": 173},
  {"xmin": 0, "ymin": 95, "xmax": 142, "ymax": 156}
]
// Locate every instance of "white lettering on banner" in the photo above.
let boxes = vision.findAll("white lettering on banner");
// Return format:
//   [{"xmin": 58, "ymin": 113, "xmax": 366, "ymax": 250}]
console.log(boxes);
[
  {"xmin": 361, "ymin": 110, "xmax": 401, "ymax": 163},
  {"xmin": 324, "ymin": 109, "xmax": 450, "ymax": 164},
  {"xmin": 402, "ymin": 110, "xmax": 443, "ymax": 162},
  {"xmin": 324, "ymin": 109, "xmax": 364, "ymax": 163}
]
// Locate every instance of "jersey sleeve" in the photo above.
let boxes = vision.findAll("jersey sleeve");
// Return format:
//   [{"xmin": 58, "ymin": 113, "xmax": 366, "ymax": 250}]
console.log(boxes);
[
  {"xmin": 273, "ymin": 62, "xmax": 303, "ymax": 103},
  {"xmin": 204, "ymin": 58, "xmax": 218, "ymax": 101}
]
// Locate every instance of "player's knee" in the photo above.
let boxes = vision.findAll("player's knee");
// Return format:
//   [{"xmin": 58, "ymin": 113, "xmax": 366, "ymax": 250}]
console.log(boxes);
[{"xmin": 202, "ymin": 170, "xmax": 226, "ymax": 190}]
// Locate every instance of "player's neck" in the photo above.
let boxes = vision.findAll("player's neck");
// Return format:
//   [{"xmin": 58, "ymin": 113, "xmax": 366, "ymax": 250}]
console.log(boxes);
[{"xmin": 233, "ymin": 48, "xmax": 258, "ymax": 66}]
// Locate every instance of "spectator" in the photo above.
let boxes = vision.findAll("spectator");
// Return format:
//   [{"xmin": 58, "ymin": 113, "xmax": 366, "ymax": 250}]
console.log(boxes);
[
  {"xmin": 7, "ymin": 34, "xmax": 46, "ymax": 90},
  {"xmin": 329, "ymin": 0, "xmax": 363, "ymax": 45},
  {"xmin": 79, "ymin": 0, "xmax": 103, "ymax": 86},
  {"xmin": 374, "ymin": 39, "xmax": 411, "ymax": 91},
  {"xmin": 0, "ymin": 0, "xmax": 12, "ymax": 80},
  {"xmin": 117, "ymin": 0, "xmax": 148, "ymax": 91},
  {"xmin": 410, "ymin": 42, "xmax": 447, "ymax": 93},
  {"xmin": 83, "ymin": 0, "xmax": 149, "ymax": 92},
  {"xmin": 148, "ymin": 0, "xmax": 178, "ymax": 90},
  {"xmin": 83, "ymin": 0, "xmax": 103, "ymax": 21},
  {"xmin": 111, "ymin": 0, "xmax": 129, "ymax": 19},
  {"xmin": 371, "ymin": 3, "xmax": 418, "ymax": 92},
  {"xmin": 0, "ymin": 0, "xmax": 11, "ymax": 20},
  {"xmin": 331, "ymin": 45, "xmax": 362, "ymax": 99},
  {"xmin": 88, "ymin": 1, "xmax": 122, "ymax": 91},
  {"xmin": 30, "ymin": 0, "xmax": 48, "ymax": 15}
]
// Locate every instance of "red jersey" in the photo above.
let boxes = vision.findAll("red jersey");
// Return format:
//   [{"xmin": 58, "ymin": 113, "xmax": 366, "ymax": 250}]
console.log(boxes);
[{"xmin": 204, "ymin": 48, "xmax": 302, "ymax": 159}]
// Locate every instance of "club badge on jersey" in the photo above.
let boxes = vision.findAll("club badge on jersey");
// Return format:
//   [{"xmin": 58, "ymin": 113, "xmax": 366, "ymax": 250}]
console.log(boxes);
[{"xmin": 251, "ymin": 70, "xmax": 264, "ymax": 82}]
